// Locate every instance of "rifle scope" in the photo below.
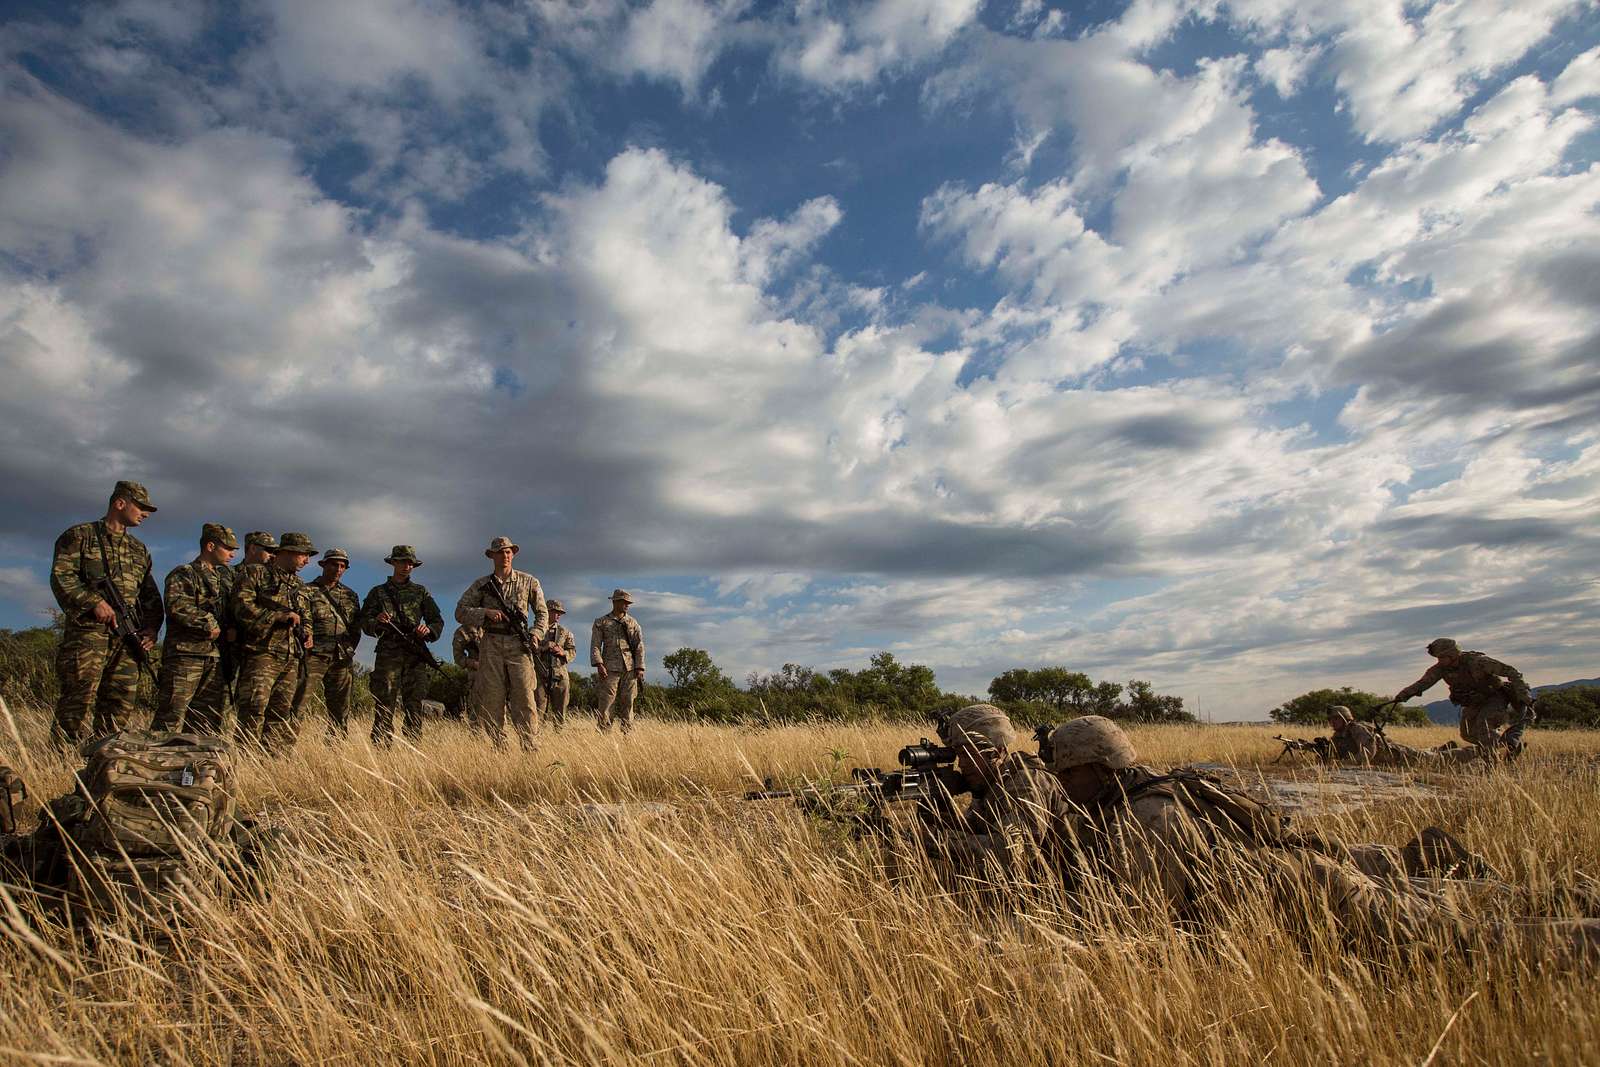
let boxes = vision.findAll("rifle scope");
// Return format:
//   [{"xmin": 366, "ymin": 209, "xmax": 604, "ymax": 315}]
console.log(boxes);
[{"xmin": 897, "ymin": 739, "xmax": 957, "ymax": 769}]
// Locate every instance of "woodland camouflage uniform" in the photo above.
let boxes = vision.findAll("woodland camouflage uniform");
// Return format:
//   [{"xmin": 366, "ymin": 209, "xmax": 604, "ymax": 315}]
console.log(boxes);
[
  {"xmin": 591, "ymin": 590, "xmax": 645, "ymax": 732},
  {"xmin": 152, "ymin": 523, "xmax": 237, "ymax": 735},
  {"xmin": 48, "ymin": 483, "xmax": 163, "ymax": 746},
  {"xmin": 454, "ymin": 540, "xmax": 546, "ymax": 750},
  {"xmin": 360, "ymin": 547, "xmax": 444, "ymax": 747},
  {"xmin": 231, "ymin": 535, "xmax": 316, "ymax": 751},
  {"xmin": 303, "ymin": 549, "xmax": 362, "ymax": 737}
]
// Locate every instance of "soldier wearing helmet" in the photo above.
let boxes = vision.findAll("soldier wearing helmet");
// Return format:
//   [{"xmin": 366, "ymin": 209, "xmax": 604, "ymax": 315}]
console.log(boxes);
[{"xmin": 1393, "ymin": 638, "xmax": 1533, "ymax": 755}]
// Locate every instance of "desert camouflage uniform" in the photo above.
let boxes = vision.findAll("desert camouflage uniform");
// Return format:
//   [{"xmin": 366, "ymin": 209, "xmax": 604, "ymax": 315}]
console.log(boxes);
[
  {"xmin": 923, "ymin": 752, "xmax": 1074, "ymax": 873},
  {"xmin": 152, "ymin": 559, "xmax": 233, "ymax": 734},
  {"xmin": 360, "ymin": 579, "xmax": 444, "ymax": 746},
  {"xmin": 453, "ymin": 624, "xmax": 484, "ymax": 726},
  {"xmin": 537, "ymin": 621, "xmax": 577, "ymax": 726},
  {"xmin": 1398, "ymin": 652, "xmax": 1531, "ymax": 749},
  {"xmin": 454, "ymin": 571, "xmax": 546, "ymax": 749},
  {"xmin": 1330, "ymin": 720, "xmax": 1483, "ymax": 768},
  {"xmin": 231, "ymin": 565, "xmax": 314, "ymax": 751},
  {"xmin": 303, "ymin": 578, "xmax": 361, "ymax": 736},
  {"xmin": 591, "ymin": 613, "xmax": 644, "ymax": 732},
  {"xmin": 49, "ymin": 520, "xmax": 163, "ymax": 745}
]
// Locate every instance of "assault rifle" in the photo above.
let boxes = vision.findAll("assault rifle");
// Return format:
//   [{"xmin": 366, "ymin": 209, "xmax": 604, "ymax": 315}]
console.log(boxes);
[
  {"xmin": 94, "ymin": 575, "xmax": 159, "ymax": 691},
  {"xmin": 745, "ymin": 738, "xmax": 968, "ymax": 835},
  {"xmin": 483, "ymin": 577, "xmax": 536, "ymax": 657},
  {"xmin": 379, "ymin": 591, "xmax": 448, "ymax": 676},
  {"xmin": 1272, "ymin": 734, "xmax": 1332, "ymax": 763}
]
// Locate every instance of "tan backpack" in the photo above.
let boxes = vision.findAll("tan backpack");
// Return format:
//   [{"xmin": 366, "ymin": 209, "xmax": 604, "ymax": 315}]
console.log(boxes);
[{"xmin": 73, "ymin": 731, "xmax": 236, "ymax": 858}]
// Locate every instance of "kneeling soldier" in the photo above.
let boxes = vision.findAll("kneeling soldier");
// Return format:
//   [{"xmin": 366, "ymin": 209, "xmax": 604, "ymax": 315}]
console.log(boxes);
[
  {"xmin": 455, "ymin": 536, "xmax": 546, "ymax": 750},
  {"xmin": 152, "ymin": 523, "xmax": 238, "ymax": 734}
]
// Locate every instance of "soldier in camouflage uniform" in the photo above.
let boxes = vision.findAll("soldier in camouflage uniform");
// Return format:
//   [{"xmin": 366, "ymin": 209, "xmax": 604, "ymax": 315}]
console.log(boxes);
[
  {"xmin": 1394, "ymin": 638, "xmax": 1534, "ymax": 754},
  {"xmin": 453, "ymin": 623, "xmax": 484, "ymax": 727},
  {"xmin": 537, "ymin": 600, "xmax": 577, "ymax": 728},
  {"xmin": 231, "ymin": 532, "xmax": 317, "ymax": 752},
  {"xmin": 48, "ymin": 481, "xmax": 164, "ymax": 747},
  {"xmin": 360, "ymin": 546, "xmax": 444, "ymax": 747},
  {"xmin": 304, "ymin": 548, "xmax": 362, "ymax": 738},
  {"xmin": 151, "ymin": 523, "xmax": 238, "ymax": 735},
  {"xmin": 223, "ymin": 532, "xmax": 277, "ymax": 702},
  {"xmin": 234, "ymin": 532, "xmax": 278, "ymax": 574},
  {"xmin": 591, "ymin": 589, "xmax": 645, "ymax": 733},
  {"xmin": 1325, "ymin": 705, "xmax": 1482, "ymax": 768},
  {"xmin": 454, "ymin": 536, "xmax": 546, "ymax": 750}
]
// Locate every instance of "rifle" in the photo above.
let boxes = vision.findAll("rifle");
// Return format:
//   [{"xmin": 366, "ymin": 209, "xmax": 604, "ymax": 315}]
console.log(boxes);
[
  {"xmin": 380, "ymin": 589, "xmax": 448, "ymax": 676},
  {"xmin": 93, "ymin": 575, "xmax": 159, "ymax": 692},
  {"xmin": 745, "ymin": 738, "xmax": 967, "ymax": 836},
  {"xmin": 483, "ymin": 576, "xmax": 536, "ymax": 657},
  {"xmin": 1367, "ymin": 699, "xmax": 1402, "ymax": 737},
  {"xmin": 315, "ymin": 584, "xmax": 359, "ymax": 665},
  {"xmin": 1033, "ymin": 722, "xmax": 1059, "ymax": 765},
  {"xmin": 1272, "ymin": 734, "xmax": 1332, "ymax": 763}
]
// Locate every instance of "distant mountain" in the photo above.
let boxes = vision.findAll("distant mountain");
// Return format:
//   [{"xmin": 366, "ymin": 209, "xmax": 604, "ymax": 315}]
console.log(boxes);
[{"xmin": 1422, "ymin": 678, "xmax": 1600, "ymax": 725}]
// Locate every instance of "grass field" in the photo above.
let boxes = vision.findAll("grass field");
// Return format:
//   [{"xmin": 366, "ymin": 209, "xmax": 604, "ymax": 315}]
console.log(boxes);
[{"xmin": 2, "ymin": 701, "xmax": 1598, "ymax": 1066}]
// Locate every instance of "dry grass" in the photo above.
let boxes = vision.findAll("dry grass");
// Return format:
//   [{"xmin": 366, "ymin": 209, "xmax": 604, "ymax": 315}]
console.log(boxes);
[{"xmin": 2, "ymin": 702, "xmax": 1598, "ymax": 1066}]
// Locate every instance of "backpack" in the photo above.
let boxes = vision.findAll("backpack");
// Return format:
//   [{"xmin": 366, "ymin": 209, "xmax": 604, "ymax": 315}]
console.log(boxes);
[
  {"xmin": 1118, "ymin": 768, "xmax": 1313, "ymax": 851},
  {"xmin": 73, "ymin": 731, "xmax": 236, "ymax": 858},
  {"xmin": 0, "ymin": 766, "xmax": 24, "ymax": 835}
]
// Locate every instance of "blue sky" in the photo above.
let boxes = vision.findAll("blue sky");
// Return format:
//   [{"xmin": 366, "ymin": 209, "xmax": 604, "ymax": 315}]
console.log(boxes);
[{"xmin": 1, "ymin": 0, "xmax": 1598, "ymax": 716}]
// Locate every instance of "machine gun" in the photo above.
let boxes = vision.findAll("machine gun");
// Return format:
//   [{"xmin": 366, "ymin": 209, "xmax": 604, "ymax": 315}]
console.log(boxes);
[
  {"xmin": 94, "ymin": 575, "xmax": 159, "ymax": 692},
  {"xmin": 744, "ymin": 738, "xmax": 968, "ymax": 835},
  {"xmin": 1272, "ymin": 734, "xmax": 1332, "ymax": 763},
  {"xmin": 1366, "ymin": 699, "xmax": 1403, "ymax": 736}
]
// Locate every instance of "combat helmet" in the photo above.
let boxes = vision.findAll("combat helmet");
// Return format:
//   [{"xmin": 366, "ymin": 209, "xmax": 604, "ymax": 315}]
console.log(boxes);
[
  {"xmin": 942, "ymin": 703, "xmax": 1017, "ymax": 753},
  {"xmin": 1048, "ymin": 715, "xmax": 1138, "ymax": 772},
  {"xmin": 1426, "ymin": 637, "xmax": 1459, "ymax": 656}
]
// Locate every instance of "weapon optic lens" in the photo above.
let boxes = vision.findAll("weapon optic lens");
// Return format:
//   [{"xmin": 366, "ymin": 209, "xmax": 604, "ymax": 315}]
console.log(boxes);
[{"xmin": 898, "ymin": 741, "xmax": 957, "ymax": 768}]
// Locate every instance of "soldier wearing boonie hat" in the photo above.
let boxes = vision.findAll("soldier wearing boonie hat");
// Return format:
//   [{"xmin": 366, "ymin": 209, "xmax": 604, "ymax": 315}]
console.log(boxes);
[
  {"xmin": 360, "ymin": 545, "xmax": 444, "ymax": 747},
  {"xmin": 303, "ymin": 547, "xmax": 362, "ymax": 738},
  {"xmin": 537, "ymin": 598, "xmax": 577, "ymax": 727},
  {"xmin": 232, "ymin": 532, "xmax": 317, "ymax": 751},
  {"xmin": 454, "ymin": 536, "xmax": 547, "ymax": 751},
  {"xmin": 591, "ymin": 589, "xmax": 645, "ymax": 733},
  {"xmin": 151, "ymin": 522, "xmax": 239, "ymax": 734},
  {"xmin": 46, "ymin": 481, "xmax": 163, "ymax": 747}
]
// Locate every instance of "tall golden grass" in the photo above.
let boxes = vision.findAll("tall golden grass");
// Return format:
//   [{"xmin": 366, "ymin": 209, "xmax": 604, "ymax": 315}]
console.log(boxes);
[{"xmin": 1, "ymin": 701, "xmax": 1597, "ymax": 1066}]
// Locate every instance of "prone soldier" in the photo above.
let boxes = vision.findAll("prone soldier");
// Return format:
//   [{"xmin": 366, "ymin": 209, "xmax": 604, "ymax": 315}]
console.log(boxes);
[
  {"xmin": 1325, "ymin": 705, "xmax": 1482, "ymax": 768},
  {"xmin": 454, "ymin": 536, "xmax": 546, "ymax": 751},
  {"xmin": 591, "ymin": 589, "xmax": 645, "ymax": 733},
  {"xmin": 304, "ymin": 548, "xmax": 362, "ymax": 738},
  {"xmin": 537, "ymin": 599, "xmax": 577, "ymax": 727},
  {"xmin": 360, "ymin": 545, "xmax": 444, "ymax": 747},
  {"xmin": 231, "ymin": 532, "xmax": 317, "ymax": 752},
  {"xmin": 1394, "ymin": 638, "xmax": 1534, "ymax": 755},
  {"xmin": 48, "ymin": 481, "xmax": 163, "ymax": 747},
  {"xmin": 151, "ymin": 523, "xmax": 238, "ymax": 734}
]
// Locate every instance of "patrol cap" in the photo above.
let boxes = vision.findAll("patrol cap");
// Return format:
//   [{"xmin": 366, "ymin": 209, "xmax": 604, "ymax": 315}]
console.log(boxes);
[
  {"xmin": 244, "ymin": 531, "xmax": 279, "ymax": 551},
  {"xmin": 942, "ymin": 703, "xmax": 1017, "ymax": 752},
  {"xmin": 278, "ymin": 532, "xmax": 317, "ymax": 555},
  {"xmin": 1048, "ymin": 716, "xmax": 1139, "ymax": 773},
  {"xmin": 1426, "ymin": 637, "xmax": 1459, "ymax": 656},
  {"xmin": 320, "ymin": 548, "xmax": 350, "ymax": 565},
  {"xmin": 200, "ymin": 523, "xmax": 238, "ymax": 549},
  {"xmin": 1327, "ymin": 704, "xmax": 1354, "ymax": 724},
  {"xmin": 547, "ymin": 599, "xmax": 565, "ymax": 615},
  {"xmin": 610, "ymin": 588, "xmax": 634, "ymax": 603},
  {"xmin": 485, "ymin": 535, "xmax": 520, "ymax": 557},
  {"xmin": 386, "ymin": 545, "xmax": 423, "ymax": 566},
  {"xmin": 111, "ymin": 480, "xmax": 156, "ymax": 511}
]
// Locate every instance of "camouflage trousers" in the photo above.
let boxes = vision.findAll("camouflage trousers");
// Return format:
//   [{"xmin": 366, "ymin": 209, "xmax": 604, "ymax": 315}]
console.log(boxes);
[
  {"xmin": 51, "ymin": 626, "xmax": 142, "ymax": 747},
  {"xmin": 370, "ymin": 645, "xmax": 432, "ymax": 747},
  {"xmin": 1459, "ymin": 696, "xmax": 1511, "ymax": 749},
  {"xmin": 301, "ymin": 652, "xmax": 356, "ymax": 737},
  {"xmin": 473, "ymin": 633, "xmax": 538, "ymax": 750},
  {"xmin": 151, "ymin": 653, "xmax": 226, "ymax": 735},
  {"xmin": 595, "ymin": 670, "xmax": 638, "ymax": 733},
  {"xmin": 236, "ymin": 650, "xmax": 307, "ymax": 753},
  {"xmin": 537, "ymin": 661, "xmax": 569, "ymax": 727}
]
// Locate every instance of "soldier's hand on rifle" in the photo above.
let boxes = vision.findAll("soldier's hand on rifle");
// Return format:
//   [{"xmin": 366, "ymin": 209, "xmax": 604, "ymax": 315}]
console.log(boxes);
[
  {"xmin": 280, "ymin": 611, "xmax": 303, "ymax": 627},
  {"xmin": 377, "ymin": 611, "xmax": 393, "ymax": 624},
  {"xmin": 415, "ymin": 623, "xmax": 431, "ymax": 638},
  {"xmin": 208, "ymin": 626, "xmax": 222, "ymax": 641},
  {"xmin": 92, "ymin": 599, "xmax": 116, "ymax": 626},
  {"xmin": 484, "ymin": 609, "xmax": 506, "ymax": 624},
  {"xmin": 596, "ymin": 664, "xmax": 609, "ymax": 680},
  {"xmin": 303, "ymin": 632, "xmax": 314, "ymax": 650},
  {"xmin": 138, "ymin": 629, "xmax": 156, "ymax": 652},
  {"xmin": 632, "ymin": 667, "xmax": 645, "ymax": 679}
]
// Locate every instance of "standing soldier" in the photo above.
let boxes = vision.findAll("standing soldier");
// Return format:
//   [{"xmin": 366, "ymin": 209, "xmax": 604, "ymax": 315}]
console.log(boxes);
[
  {"xmin": 232, "ymin": 532, "xmax": 317, "ymax": 752},
  {"xmin": 538, "ymin": 600, "xmax": 578, "ymax": 728},
  {"xmin": 453, "ymin": 623, "xmax": 484, "ymax": 725},
  {"xmin": 48, "ymin": 481, "xmax": 163, "ymax": 747},
  {"xmin": 234, "ymin": 532, "xmax": 278, "ymax": 574},
  {"xmin": 152, "ymin": 523, "xmax": 238, "ymax": 734},
  {"xmin": 304, "ymin": 548, "xmax": 362, "ymax": 738},
  {"xmin": 361, "ymin": 545, "xmax": 444, "ymax": 748},
  {"xmin": 1393, "ymin": 638, "xmax": 1534, "ymax": 755},
  {"xmin": 223, "ymin": 532, "xmax": 278, "ymax": 705},
  {"xmin": 591, "ymin": 589, "xmax": 645, "ymax": 733},
  {"xmin": 454, "ymin": 536, "xmax": 546, "ymax": 751}
]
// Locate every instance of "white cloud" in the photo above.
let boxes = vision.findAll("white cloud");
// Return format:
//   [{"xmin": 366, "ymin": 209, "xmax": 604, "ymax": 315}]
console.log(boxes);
[
  {"xmin": 775, "ymin": 0, "xmax": 983, "ymax": 89},
  {"xmin": 1551, "ymin": 45, "xmax": 1600, "ymax": 107},
  {"xmin": 1255, "ymin": 44, "xmax": 1318, "ymax": 97}
]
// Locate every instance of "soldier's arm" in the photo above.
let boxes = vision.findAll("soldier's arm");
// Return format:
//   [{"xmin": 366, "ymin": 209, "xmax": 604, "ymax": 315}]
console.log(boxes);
[
  {"xmin": 342, "ymin": 589, "xmax": 362, "ymax": 652},
  {"xmin": 1482, "ymin": 656, "xmax": 1532, "ymax": 703},
  {"xmin": 1395, "ymin": 664, "xmax": 1444, "ymax": 702},
  {"xmin": 529, "ymin": 581, "xmax": 548, "ymax": 641},
  {"xmin": 230, "ymin": 569, "xmax": 274, "ymax": 629},
  {"xmin": 49, "ymin": 527, "xmax": 101, "ymax": 616},
  {"xmin": 136, "ymin": 557, "xmax": 163, "ymax": 637},
  {"xmin": 630, "ymin": 619, "xmax": 645, "ymax": 672},
  {"xmin": 560, "ymin": 628, "xmax": 577, "ymax": 663},
  {"xmin": 590, "ymin": 620, "xmax": 605, "ymax": 668},
  {"xmin": 165, "ymin": 568, "xmax": 214, "ymax": 634},
  {"xmin": 454, "ymin": 579, "xmax": 488, "ymax": 628},
  {"xmin": 359, "ymin": 588, "xmax": 387, "ymax": 638},
  {"xmin": 421, "ymin": 593, "xmax": 444, "ymax": 642}
]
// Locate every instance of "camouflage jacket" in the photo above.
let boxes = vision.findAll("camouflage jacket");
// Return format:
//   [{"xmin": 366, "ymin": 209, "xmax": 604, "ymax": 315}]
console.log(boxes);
[
  {"xmin": 540, "ymin": 623, "xmax": 577, "ymax": 675},
  {"xmin": 360, "ymin": 579, "xmax": 443, "ymax": 651},
  {"xmin": 928, "ymin": 752, "xmax": 1074, "ymax": 869},
  {"xmin": 1398, "ymin": 652, "xmax": 1530, "ymax": 707},
  {"xmin": 1330, "ymin": 721, "xmax": 1381, "ymax": 762},
  {"xmin": 454, "ymin": 571, "xmax": 546, "ymax": 643},
  {"xmin": 305, "ymin": 579, "xmax": 361, "ymax": 661},
  {"xmin": 590, "ymin": 612, "xmax": 644, "ymax": 672},
  {"xmin": 453, "ymin": 625, "xmax": 482, "ymax": 669},
  {"xmin": 162, "ymin": 559, "xmax": 232, "ymax": 657},
  {"xmin": 50, "ymin": 520, "xmax": 162, "ymax": 635},
  {"xmin": 230, "ymin": 565, "xmax": 314, "ymax": 656}
]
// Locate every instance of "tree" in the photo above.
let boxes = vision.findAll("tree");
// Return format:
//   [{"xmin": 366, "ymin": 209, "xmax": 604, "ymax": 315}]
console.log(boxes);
[
  {"xmin": 663, "ymin": 648, "xmax": 733, "ymax": 694},
  {"xmin": 987, "ymin": 667, "xmax": 1096, "ymax": 712},
  {"xmin": 1267, "ymin": 687, "xmax": 1427, "ymax": 726},
  {"xmin": 1532, "ymin": 687, "xmax": 1600, "ymax": 729},
  {"xmin": 1116, "ymin": 679, "xmax": 1195, "ymax": 723}
]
